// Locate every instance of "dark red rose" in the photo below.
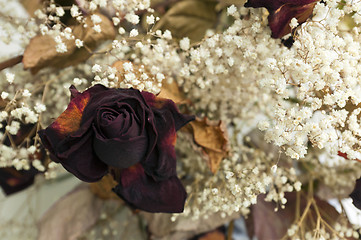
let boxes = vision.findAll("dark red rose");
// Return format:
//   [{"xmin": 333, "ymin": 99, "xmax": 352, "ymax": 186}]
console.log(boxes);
[
  {"xmin": 0, "ymin": 123, "xmax": 46, "ymax": 195},
  {"xmin": 350, "ymin": 178, "xmax": 361, "ymax": 210},
  {"xmin": 0, "ymin": 167, "xmax": 38, "ymax": 195},
  {"xmin": 245, "ymin": 0, "xmax": 318, "ymax": 38},
  {"xmin": 38, "ymin": 84, "xmax": 194, "ymax": 213}
]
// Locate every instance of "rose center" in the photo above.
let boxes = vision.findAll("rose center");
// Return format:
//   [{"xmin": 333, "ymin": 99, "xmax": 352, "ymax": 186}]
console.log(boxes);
[{"xmin": 96, "ymin": 105, "xmax": 141, "ymax": 139}]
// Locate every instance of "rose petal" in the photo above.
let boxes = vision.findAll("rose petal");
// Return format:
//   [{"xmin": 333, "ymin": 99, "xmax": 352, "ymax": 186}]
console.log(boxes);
[
  {"xmin": 38, "ymin": 85, "xmax": 109, "ymax": 182},
  {"xmin": 244, "ymin": 0, "xmax": 317, "ymax": 38},
  {"xmin": 141, "ymin": 92, "xmax": 195, "ymax": 131},
  {"xmin": 93, "ymin": 126, "xmax": 149, "ymax": 169},
  {"xmin": 268, "ymin": 2, "xmax": 316, "ymax": 38},
  {"xmin": 0, "ymin": 167, "xmax": 37, "ymax": 195},
  {"xmin": 69, "ymin": 85, "xmax": 81, "ymax": 99},
  {"xmin": 39, "ymin": 85, "xmax": 107, "ymax": 147},
  {"xmin": 96, "ymin": 103, "xmax": 141, "ymax": 139},
  {"xmin": 142, "ymin": 122, "xmax": 177, "ymax": 180},
  {"xmin": 350, "ymin": 178, "xmax": 361, "ymax": 210},
  {"xmin": 141, "ymin": 92, "xmax": 194, "ymax": 180},
  {"xmin": 244, "ymin": 0, "xmax": 283, "ymax": 10},
  {"xmin": 113, "ymin": 164, "xmax": 187, "ymax": 213},
  {"xmin": 56, "ymin": 130, "xmax": 108, "ymax": 182},
  {"xmin": 244, "ymin": 0, "xmax": 316, "ymax": 10}
]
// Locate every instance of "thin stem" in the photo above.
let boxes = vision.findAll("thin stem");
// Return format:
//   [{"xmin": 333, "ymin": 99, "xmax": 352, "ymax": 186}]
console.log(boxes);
[{"xmin": 0, "ymin": 55, "xmax": 23, "ymax": 71}]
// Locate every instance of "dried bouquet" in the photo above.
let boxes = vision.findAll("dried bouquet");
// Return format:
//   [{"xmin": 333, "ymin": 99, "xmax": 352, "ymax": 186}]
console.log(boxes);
[{"xmin": 1, "ymin": 0, "xmax": 361, "ymax": 239}]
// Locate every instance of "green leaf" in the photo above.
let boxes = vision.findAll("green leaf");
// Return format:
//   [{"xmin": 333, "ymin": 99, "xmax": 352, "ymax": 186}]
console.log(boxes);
[{"xmin": 154, "ymin": 0, "xmax": 218, "ymax": 42}]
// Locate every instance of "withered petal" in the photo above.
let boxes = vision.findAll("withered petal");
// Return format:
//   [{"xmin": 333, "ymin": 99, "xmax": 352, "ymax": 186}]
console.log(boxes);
[
  {"xmin": 113, "ymin": 164, "xmax": 187, "ymax": 213},
  {"xmin": 58, "ymin": 130, "xmax": 108, "ymax": 182},
  {"xmin": 244, "ymin": 0, "xmax": 283, "ymax": 11},
  {"xmin": 269, "ymin": 3, "xmax": 316, "ymax": 38},
  {"xmin": 141, "ymin": 93, "xmax": 194, "ymax": 180},
  {"xmin": 0, "ymin": 167, "xmax": 37, "ymax": 195},
  {"xmin": 141, "ymin": 92, "xmax": 195, "ymax": 131},
  {"xmin": 245, "ymin": 0, "xmax": 318, "ymax": 38},
  {"xmin": 350, "ymin": 178, "xmax": 361, "ymax": 210}
]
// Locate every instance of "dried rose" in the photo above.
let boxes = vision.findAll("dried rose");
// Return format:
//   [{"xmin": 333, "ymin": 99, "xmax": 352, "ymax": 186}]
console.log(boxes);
[
  {"xmin": 350, "ymin": 178, "xmax": 361, "ymax": 210},
  {"xmin": 245, "ymin": 0, "xmax": 318, "ymax": 38},
  {"xmin": 0, "ymin": 123, "xmax": 45, "ymax": 195},
  {"xmin": 38, "ymin": 84, "xmax": 194, "ymax": 213}
]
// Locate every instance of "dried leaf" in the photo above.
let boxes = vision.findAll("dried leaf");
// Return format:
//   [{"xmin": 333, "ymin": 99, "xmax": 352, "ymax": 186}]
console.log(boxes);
[
  {"xmin": 19, "ymin": 0, "xmax": 43, "ymax": 17},
  {"xmin": 141, "ymin": 211, "xmax": 238, "ymax": 240},
  {"xmin": 188, "ymin": 117, "xmax": 229, "ymax": 173},
  {"xmin": 246, "ymin": 192, "xmax": 342, "ymax": 240},
  {"xmin": 196, "ymin": 228, "xmax": 226, "ymax": 240},
  {"xmin": 154, "ymin": 0, "xmax": 217, "ymax": 42},
  {"xmin": 23, "ymin": 13, "xmax": 115, "ymax": 73},
  {"xmin": 89, "ymin": 174, "xmax": 119, "ymax": 200},
  {"xmin": 158, "ymin": 80, "xmax": 189, "ymax": 104},
  {"xmin": 37, "ymin": 184, "xmax": 103, "ymax": 240}
]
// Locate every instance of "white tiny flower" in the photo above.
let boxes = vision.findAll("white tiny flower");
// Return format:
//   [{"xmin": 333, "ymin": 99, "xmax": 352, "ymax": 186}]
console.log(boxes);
[
  {"xmin": 92, "ymin": 64, "xmax": 102, "ymax": 73},
  {"xmin": 125, "ymin": 13, "xmax": 140, "ymax": 25},
  {"xmin": 93, "ymin": 25, "xmax": 101, "ymax": 33},
  {"xmin": 75, "ymin": 39, "xmax": 83, "ymax": 48},
  {"xmin": 73, "ymin": 77, "xmax": 83, "ymax": 86},
  {"xmin": 55, "ymin": 7, "xmax": 65, "ymax": 17},
  {"xmin": 118, "ymin": 27, "xmax": 125, "ymax": 35},
  {"xmin": 56, "ymin": 42, "xmax": 67, "ymax": 53},
  {"xmin": 6, "ymin": 73, "xmax": 14, "ymax": 84},
  {"xmin": 258, "ymin": 120, "xmax": 270, "ymax": 131},
  {"xmin": 54, "ymin": 35, "xmax": 62, "ymax": 44},
  {"xmin": 130, "ymin": 29, "xmax": 138, "ymax": 37},
  {"xmin": 112, "ymin": 17, "xmax": 120, "ymax": 26},
  {"xmin": 27, "ymin": 146, "xmax": 36, "ymax": 154},
  {"xmin": 23, "ymin": 89, "xmax": 31, "ymax": 97},
  {"xmin": 89, "ymin": 2, "xmax": 97, "ymax": 11},
  {"xmin": 289, "ymin": 17, "xmax": 298, "ymax": 28},
  {"xmin": 91, "ymin": 14, "xmax": 102, "ymax": 24},
  {"xmin": 227, "ymin": 5, "xmax": 237, "ymax": 16},
  {"xmin": 35, "ymin": 9, "xmax": 47, "ymax": 19},
  {"xmin": 70, "ymin": 5, "xmax": 80, "ymax": 17},
  {"xmin": 123, "ymin": 62, "xmax": 133, "ymax": 71},
  {"xmin": 180, "ymin": 37, "xmax": 190, "ymax": 51},
  {"xmin": 163, "ymin": 30, "xmax": 172, "ymax": 40},
  {"xmin": 146, "ymin": 15, "xmax": 155, "ymax": 25},
  {"xmin": 34, "ymin": 103, "xmax": 46, "ymax": 113},
  {"xmin": 1, "ymin": 92, "xmax": 9, "ymax": 99},
  {"xmin": 156, "ymin": 73, "xmax": 165, "ymax": 82}
]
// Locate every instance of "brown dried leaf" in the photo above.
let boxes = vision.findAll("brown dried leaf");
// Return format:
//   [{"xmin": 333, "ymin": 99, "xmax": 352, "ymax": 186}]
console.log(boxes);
[
  {"xmin": 154, "ymin": 0, "xmax": 217, "ymax": 42},
  {"xmin": 158, "ymin": 80, "xmax": 189, "ymax": 104},
  {"xmin": 89, "ymin": 174, "xmax": 119, "ymax": 200},
  {"xmin": 188, "ymin": 117, "xmax": 229, "ymax": 173},
  {"xmin": 19, "ymin": 0, "xmax": 43, "ymax": 17},
  {"xmin": 23, "ymin": 13, "xmax": 115, "ymax": 73},
  {"xmin": 197, "ymin": 228, "xmax": 226, "ymax": 240},
  {"xmin": 37, "ymin": 184, "xmax": 103, "ymax": 240}
]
